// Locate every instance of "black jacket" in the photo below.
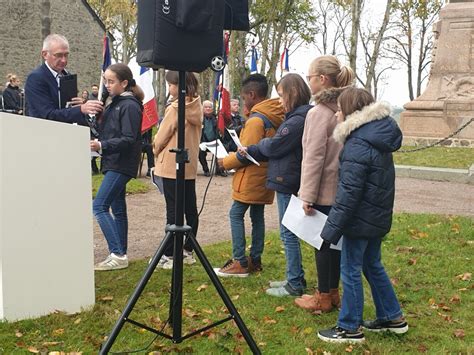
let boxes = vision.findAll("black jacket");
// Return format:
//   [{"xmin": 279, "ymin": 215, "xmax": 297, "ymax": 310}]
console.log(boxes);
[
  {"xmin": 3, "ymin": 84, "xmax": 22, "ymax": 113},
  {"xmin": 321, "ymin": 101, "xmax": 403, "ymax": 244},
  {"xmin": 99, "ymin": 93, "xmax": 143, "ymax": 178},
  {"xmin": 247, "ymin": 104, "xmax": 313, "ymax": 195}
]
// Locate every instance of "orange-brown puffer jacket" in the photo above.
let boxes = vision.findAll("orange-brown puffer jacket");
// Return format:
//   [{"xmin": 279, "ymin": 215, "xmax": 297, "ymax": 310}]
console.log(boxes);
[{"xmin": 223, "ymin": 98, "xmax": 284, "ymax": 204}]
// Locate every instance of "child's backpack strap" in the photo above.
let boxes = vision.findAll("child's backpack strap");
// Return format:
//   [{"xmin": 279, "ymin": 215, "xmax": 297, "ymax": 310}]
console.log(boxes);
[{"xmin": 249, "ymin": 112, "xmax": 275, "ymax": 130}]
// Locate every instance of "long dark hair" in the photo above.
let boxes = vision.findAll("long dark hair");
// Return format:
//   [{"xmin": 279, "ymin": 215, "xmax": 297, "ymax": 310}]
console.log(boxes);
[
  {"xmin": 165, "ymin": 71, "xmax": 199, "ymax": 99},
  {"xmin": 106, "ymin": 63, "xmax": 144, "ymax": 102}
]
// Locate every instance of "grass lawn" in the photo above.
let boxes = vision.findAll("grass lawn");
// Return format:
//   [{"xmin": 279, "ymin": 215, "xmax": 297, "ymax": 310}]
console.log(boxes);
[
  {"xmin": 92, "ymin": 174, "xmax": 150, "ymax": 198},
  {"xmin": 0, "ymin": 213, "xmax": 472, "ymax": 353},
  {"xmin": 394, "ymin": 146, "xmax": 473, "ymax": 169}
]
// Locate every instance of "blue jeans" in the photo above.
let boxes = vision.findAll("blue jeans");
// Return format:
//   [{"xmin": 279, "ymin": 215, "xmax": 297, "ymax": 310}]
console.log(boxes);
[
  {"xmin": 338, "ymin": 237, "xmax": 403, "ymax": 331},
  {"xmin": 277, "ymin": 192, "xmax": 305, "ymax": 291},
  {"xmin": 93, "ymin": 171, "xmax": 131, "ymax": 256},
  {"xmin": 229, "ymin": 200, "xmax": 265, "ymax": 265}
]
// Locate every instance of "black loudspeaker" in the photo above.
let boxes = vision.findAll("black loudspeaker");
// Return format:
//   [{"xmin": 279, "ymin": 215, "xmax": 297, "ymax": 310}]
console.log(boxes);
[
  {"xmin": 137, "ymin": 0, "xmax": 225, "ymax": 72},
  {"xmin": 224, "ymin": 0, "xmax": 250, "ymax": 31}
]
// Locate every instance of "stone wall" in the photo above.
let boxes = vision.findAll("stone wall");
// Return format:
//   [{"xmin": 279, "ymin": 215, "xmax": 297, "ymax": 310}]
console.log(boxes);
[{"xmin": 0, "ymin": 0, "xmax": 105, "ymax": 94}]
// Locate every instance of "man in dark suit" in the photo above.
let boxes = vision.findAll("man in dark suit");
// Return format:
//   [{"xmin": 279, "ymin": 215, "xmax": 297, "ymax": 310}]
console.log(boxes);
[{"xmin": 24, "ymin": 34, "xmax": 103, "ymax": 124}]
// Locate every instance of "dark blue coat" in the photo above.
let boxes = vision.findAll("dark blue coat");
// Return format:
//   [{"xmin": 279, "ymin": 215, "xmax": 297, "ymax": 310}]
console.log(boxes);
[
  {"xmin": 247, "ymin": 104, "xmax": 313, "ymax": 195},
  {"xmin": 99, "ymin": 94, "xmax": 143, "ymax": 178},
  {"xmin": 321, "ymin": 102, "xmax": 403, "ymax": 244},
  {"xmin": 24, "ymin": 64, "xmax": 86, "ymax": 124}
]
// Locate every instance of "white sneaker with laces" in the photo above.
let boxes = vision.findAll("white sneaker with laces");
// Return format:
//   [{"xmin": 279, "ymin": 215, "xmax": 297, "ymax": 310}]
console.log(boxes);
[
  {"xmin": 157, "ymin": 255, "xmax": 173, "ymax": 270},
  {"xmin": 95, "ymin": 253, "xmax": 128, "ymax": 271},
  {"xmin": 183, "ymin": 250, "xmax": 196, "ymax": 265}
]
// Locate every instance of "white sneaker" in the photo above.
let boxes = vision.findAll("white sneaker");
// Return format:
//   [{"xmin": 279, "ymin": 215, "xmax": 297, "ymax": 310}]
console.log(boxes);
[
  {"xmin": 183, "ymin": 250, "xmax": 196, "ymax": 265},
  {"xmin": 157, "ymin": 255, "xmax": 173, "ymax": 270},
  {"xmin": 95, "ymin": 253, "xmax": 128, "ymax": 271}
]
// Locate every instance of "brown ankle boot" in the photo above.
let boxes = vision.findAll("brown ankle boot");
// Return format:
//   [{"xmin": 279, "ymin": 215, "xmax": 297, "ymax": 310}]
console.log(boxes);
[
  {"xmin": 294, "ymin": 291, "xmax": 333, "ymax": 313},
  {"xmin": 330, "ymin": 288, "xmax": 341, "ymax": 308}
]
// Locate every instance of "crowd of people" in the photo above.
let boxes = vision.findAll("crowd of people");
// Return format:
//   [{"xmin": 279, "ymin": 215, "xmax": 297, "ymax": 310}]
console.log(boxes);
[{"xmin": 15, "ymin": 32, "xmax": 407, "ymax": 344}]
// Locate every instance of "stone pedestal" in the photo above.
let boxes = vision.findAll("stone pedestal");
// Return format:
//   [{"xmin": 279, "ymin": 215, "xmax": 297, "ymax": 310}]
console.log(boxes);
[
  {"xmin": 400, "ymin": 0, "xmax": 474, "ymax": 147},
  {"xmin": 0, "ymin": 113, "xmax": 95, "ymax": 320}
]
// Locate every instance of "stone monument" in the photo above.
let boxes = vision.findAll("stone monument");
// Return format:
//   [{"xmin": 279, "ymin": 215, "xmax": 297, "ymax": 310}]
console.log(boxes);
[{"xmin": 400, "ymin": 0, "xmax": 474, "ymax": 147}]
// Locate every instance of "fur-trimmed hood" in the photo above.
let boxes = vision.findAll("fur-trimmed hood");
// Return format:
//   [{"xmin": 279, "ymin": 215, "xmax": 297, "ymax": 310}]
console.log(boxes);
[
  {"xmin": 314, "ymin": 87, "xmax": 345, "ymax": 110},
  {"xmin": 333, "ymin": 101, "xmax": 402, "ymax": 152}
]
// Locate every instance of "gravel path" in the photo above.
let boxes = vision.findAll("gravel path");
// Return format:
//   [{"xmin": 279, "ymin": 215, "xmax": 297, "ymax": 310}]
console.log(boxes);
[{"xmin": 93, "ymin": 174, "xmax": 474, "ymax": 262}]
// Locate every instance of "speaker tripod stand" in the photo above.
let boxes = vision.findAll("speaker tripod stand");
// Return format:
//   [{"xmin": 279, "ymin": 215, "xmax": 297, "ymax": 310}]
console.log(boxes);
[{"xmin": 100, "ymin": 71, "xmax": 260, "ymax": 354}]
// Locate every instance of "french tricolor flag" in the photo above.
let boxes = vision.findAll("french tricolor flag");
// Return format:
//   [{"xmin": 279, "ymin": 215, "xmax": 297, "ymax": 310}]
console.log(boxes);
[
  {"xmin": 128, "ymin": 58, "xmax": 159, "ymax": 133},
  {"xmin": 280, "ymin": 47, "xmax": 289, "ymax": 72}
]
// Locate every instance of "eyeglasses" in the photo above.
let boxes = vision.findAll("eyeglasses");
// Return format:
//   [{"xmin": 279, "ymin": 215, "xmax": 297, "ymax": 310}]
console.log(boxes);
[
  {"xmin": 306, "ymin": 74, "xmax": 318, "ymax": 82},
  {"xmin": 50, "ymin": 52, "xmax": 69, "ymax": 59}
]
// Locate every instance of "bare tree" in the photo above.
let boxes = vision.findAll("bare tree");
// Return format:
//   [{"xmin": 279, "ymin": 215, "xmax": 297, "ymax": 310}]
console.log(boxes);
[
  {"xmin": 360, "ymin": 0, "xmax": 393, "ymax": 93},
  {"xmin": 388, "ymin": 0, "xmax": 443, "ymax": 101}
]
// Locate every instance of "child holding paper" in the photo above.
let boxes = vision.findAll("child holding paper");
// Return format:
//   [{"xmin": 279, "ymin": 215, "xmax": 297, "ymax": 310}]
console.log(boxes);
[
  {"xmin": 215, "ymin": 74, "xmax": 284, "ymax": 277},
  {"xmin": 296, "ymin": 55, "xmax": 355, "ymax": 312},
  {"xmin": 318, "ymin": 87, "xmax": 406, "ymax": 343},
  {"xmin": 240, "ymin": 73, "xmax": 312, "ymax": 296}
]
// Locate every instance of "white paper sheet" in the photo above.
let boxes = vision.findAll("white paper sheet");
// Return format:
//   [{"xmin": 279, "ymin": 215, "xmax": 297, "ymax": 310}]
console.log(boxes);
[
  {"xmin": 199, "ymin": 139, "xmax": 229, "ymax": 159},
  {"xmin": 226, "ymin": 128, "xmax": 260, "ymax": 166},
  {"xmin": 281, "ymin": 195, "xmax": 342, "ymax": 251}
]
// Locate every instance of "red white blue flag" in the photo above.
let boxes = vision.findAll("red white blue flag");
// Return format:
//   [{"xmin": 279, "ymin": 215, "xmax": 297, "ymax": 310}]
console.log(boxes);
[
  {"xmin": 98, "ymin": 35, "xmax": 112, "ymax": 100},
  {"xmin": 250, "ymin": 46, "xmax": 258, "ymax": 74},
  {"xmin": 128, "ymin": 58, "xmax": 159, "ymax": 133}
]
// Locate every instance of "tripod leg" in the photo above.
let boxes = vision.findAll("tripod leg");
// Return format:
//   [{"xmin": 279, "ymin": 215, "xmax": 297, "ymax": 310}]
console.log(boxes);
[
  {"xmin": 100, "ymin": 231, "xmax": 174, "ymax": 354},
  {"xmin": 188, "ymin": 235, "xmax": 261, "ymax": 355},
  {"xmin": 169, "ymin": 229, "xmax": 184, "ymax": 342}
]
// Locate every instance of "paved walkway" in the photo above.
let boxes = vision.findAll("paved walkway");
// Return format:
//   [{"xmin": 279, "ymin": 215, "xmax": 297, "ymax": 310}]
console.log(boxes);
[{"xmin": 93, "ymin": 175, "xmax": 474, "ymax": 262}]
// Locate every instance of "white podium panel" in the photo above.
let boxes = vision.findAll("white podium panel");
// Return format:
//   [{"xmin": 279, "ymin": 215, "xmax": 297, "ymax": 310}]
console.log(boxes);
[{"xmin": 0, "ymin": 113, "xmax": 95, "ymax": 320}]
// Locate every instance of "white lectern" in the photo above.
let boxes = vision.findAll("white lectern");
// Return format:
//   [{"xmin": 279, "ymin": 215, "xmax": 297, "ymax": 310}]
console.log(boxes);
[{"xmin": 0, "ymin": 113, "xmax": 95, "ymax": 320}]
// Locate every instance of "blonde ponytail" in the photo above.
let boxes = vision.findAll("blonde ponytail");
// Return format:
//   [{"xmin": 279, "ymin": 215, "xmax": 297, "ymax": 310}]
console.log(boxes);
[
  {"xmin": 335, "ymin": 66, "xmax": 355, "ymax": 87},
  {"xmin": 309, "ymin": 55, "xmax": 355, "ymax": 88}
]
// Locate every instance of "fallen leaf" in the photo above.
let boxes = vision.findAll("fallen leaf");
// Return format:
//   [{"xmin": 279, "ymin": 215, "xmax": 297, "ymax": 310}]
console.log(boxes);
[
  {"xmin": 453, "ymin": 329, "xmax": 465, "ymax": 339},
  {"xmin": 408, "ymin": 258, "xmax": 417, "ymax": 265},
  {"xmin": 305, "ymin": 348, "xmax": 314, "ymax": 355},
  {"xmin": 196, "ymin": 284, "xmax": 208, "ymax": 292},
  {"xmin": 74, "ymin": 318, "xmax": 81, "ymax": 325},
  {"xmin": 450, "ymin": 295, "xmax": 461, "ymax": 304},
  {"xmin": 207, "ymin": 332, "xmax": 217, "ymax": 340},
  {"xmin": 275, "ymin": 306, "xmax": 285, "ymax": 313},
  {"xmin": 202, "ymin": 318, "xmax": 212, "ymax": 324},
  {"xmin": 345, "ymin": 345, "xmax": 354, "ymax": 352},
  {"xmin": 183, "ymin": 309, "xmax": 198, "ymax": 318},
  {"xmin": 263, "ymin": 316, "xmax": 277, "ymax": 324},
  {"xmin": 202, "ymin": 309, "xmax": 213, "ymax": 314},
  {"xmin": 391, "ymin": 278, "xmax": 399, "ymax": 286},
  {"xmin": 437, "ymin": 312, "xmax": 452, "ymax": 322},
  {"xmin": 52, "ymin": 328, "xmax": 65, "ymax": 336},
  {"xmin": 27, "ymin": 347, "xmax": 39, "ymax": 353},
  {"xmin": 417, "ymin": 344, "xmax": 428, "ymax": 352},
  {"xmin": 100, "ymin": 295, "xmax": 114, "ymax": 301},
  {"xmin": 258, "ymin": 342, "xmax": 267, "ymax": 347},
  {"xmin": 455, "ymin": 273, "xmax": 471, "ymax": 281},
  {"xmin": 458, "ymin": 288, "xmax": 468, "ymax": 292},
  {"xmin": 290, "ymin": 326, "xmax": 299, "ymax": 334},
  {"xmin": 42, "ymin": 341, "xmax": 62, "ymax": 346},
  {"xmin": 451, "ymin": 223, "xmax": 460, "ymax": 234},
  {"xmin": 48, "ymin": 352, "xmax": 66, "ymax": 355},
  {"xmin": 15, "ymin": 330, "xmax": 23, "ymax": 338},
  {"xmin": 232, "ymin": 295, "xmax": 240, "ymax": 300},
  {"xmin": 428, "ymin": 298, "xmax": 437, "ymax": 306},
  {"xmin": 303, "ymin": 327, "xmax": 313, "ymax": 334},
  {"xmin": 441, "ymin": 305, "xmax": 452, "ymax": 312}
]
